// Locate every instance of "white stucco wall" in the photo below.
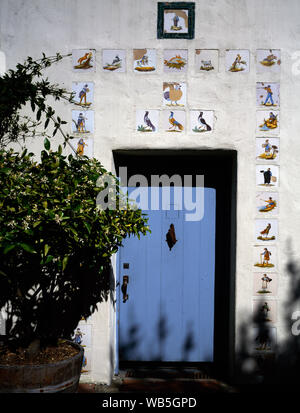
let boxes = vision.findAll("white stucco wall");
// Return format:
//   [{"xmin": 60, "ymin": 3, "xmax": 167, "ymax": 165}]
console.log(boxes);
[{"xmin": 1, "ymin": 0, "xmax": 300, "ymax": 384}]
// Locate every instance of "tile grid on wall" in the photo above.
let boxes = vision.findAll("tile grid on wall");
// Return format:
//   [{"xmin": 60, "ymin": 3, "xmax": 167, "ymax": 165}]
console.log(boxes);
[
  {"xmin": 253, "ymin": 50, "xmax": 281, "ymax": 363},
  {"xmin": 69, "ymin": 48, "xmax": 282, "ymax": 367},
  {"xmin": 71, "ymin": 49, "xmax": 96, "ymax": 158},
  {"xmin": 69, "ymin": 48, "xmax": 262, "ymax": 148},
  {"xmin": 70, "ymin": 49, "xmax": 97, "ymax": 375}
]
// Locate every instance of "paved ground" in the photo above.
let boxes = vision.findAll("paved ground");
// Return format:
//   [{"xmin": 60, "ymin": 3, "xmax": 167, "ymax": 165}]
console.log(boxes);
[
  {"xmin": 78, "ymin": 378, "xmax": 236, "ymax": 393},
  {"xmin": 78, "ymin": 368, "xmax": 237, "ymax": 393}
]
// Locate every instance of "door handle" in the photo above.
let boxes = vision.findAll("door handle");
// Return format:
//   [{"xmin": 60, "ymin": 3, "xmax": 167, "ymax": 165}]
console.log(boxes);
[{"xmin": 121, "ymin": 275, "xmax": 129, "ymax": 303}]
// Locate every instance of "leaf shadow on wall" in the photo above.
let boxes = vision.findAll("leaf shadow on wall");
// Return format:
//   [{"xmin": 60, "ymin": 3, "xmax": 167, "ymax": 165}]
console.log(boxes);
[
  {"xmin": 236, "ymin": 239, "xmax": 300, "ymax": 392},
  {"xmin": 118, "ymin": 309, "xmax": 215, "ymax": 383}
]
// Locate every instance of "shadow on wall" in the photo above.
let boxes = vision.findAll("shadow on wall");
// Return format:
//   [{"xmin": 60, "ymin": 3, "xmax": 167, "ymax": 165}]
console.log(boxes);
[
  {"xmin": 118, "ymin": 239, "xmax": 300, "ymax": 390},
  {"xmin": 236, "ymin": 239, "xmax": 300, "ymax": 392},
  {"xmin": 119, "ymin": 311, "xmax": 212, "ymax": 375}
]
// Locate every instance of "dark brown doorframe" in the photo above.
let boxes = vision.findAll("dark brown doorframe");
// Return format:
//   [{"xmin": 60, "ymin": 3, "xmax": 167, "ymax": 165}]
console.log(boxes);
[{"xmin": 113, "ymin": 149, "xmax": 237, "ymax": 382}]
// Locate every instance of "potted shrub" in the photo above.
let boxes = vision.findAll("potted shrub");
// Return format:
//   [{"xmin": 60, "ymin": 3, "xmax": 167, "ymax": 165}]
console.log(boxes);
[{"xmin": 0, "ymin": 54, "xmax": 149, "ymax": 392}]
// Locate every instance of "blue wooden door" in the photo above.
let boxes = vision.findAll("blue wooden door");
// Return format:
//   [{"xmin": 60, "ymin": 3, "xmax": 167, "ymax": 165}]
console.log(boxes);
[{"xmin": 118, "ymin": 187, "xmax": 216, "ymax": 362}]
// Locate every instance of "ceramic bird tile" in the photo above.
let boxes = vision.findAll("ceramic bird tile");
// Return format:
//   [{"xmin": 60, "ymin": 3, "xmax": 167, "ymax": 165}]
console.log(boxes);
[
  {"xmin": 163, "ymin": 82, "xmax": 186, "ymax": 107},
  {"xmin": 164, "ymin": 110, "xmax": 185, "ymax": 132},
  {"xmin": 190, "ymin": 110, "xmax": 214, "ymax": 133},
  {"xmin": 136, "ymin": 110, "xmax": 159, "ymax": 132}
]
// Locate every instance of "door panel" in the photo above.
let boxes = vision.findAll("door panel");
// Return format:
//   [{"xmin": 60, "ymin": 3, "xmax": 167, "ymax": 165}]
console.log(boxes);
[{"xmin": 118, "ymin": 187, "xmax": 216, "ymax": 362}]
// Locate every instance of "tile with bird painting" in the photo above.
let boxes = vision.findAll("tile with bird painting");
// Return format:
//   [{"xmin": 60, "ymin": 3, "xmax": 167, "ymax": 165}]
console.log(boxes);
[
  {"xmin": 136, "ymin": 110, "xmax": 159, "ymax": 133},
  {"xmin": 190, "ymin": 110, "xmax": 214, "ymax": 133},
  {"xmin": 164, "ymin": 110, "xmax": 185, "ymax": 133},
  {"xmin": 163, "ymin": 81, "xmax": 186, "ymax": 107}
]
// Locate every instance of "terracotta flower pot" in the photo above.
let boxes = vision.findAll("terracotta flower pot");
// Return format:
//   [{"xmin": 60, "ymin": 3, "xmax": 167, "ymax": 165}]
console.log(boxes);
[{"xmin": 0, "ymin": 341, "xmax": 84, "ymax": 393}]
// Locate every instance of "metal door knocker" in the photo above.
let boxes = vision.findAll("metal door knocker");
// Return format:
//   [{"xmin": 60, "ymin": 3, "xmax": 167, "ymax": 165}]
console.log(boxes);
[
  {"xmin": 121, "ymin": 275, "xmax": 129, "ymax": 303},
  {"xmin": 166, "ymin": 223, "xmax": 178, "ymax": 251}
]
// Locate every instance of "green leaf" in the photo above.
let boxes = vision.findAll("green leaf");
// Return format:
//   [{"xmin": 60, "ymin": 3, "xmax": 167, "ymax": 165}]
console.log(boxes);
[
  {"xmin": 3, "ymin": 244, "xmax": 16, "ymax": 254},
  {"xmin": 44, "ymin": 137, "xmax": 50, "ymax": 150},
  {"xmin": 69, "ymin": 227, "xmax": 78, "ymax": 236},
  {"xmin": 84, "ymin": 222, "xmax": 91, "ymax": 234},
  {"xmin": 62, "ymin": 256, "xmax": 69, "ymax": 271},
  {"xmin": 36, "ymin": 108, "xmax": 42, "ymax": 121},
  {"xmin": 45, "ymin": 255, "xmax": 54, "ymax": 264},
  {"xmin": 19, "ymin": 243, "xmax": 36, "ymax": 254},
  {"xmin": 44, "ymin": 244, "xmax": 50, "ymax": 256}
]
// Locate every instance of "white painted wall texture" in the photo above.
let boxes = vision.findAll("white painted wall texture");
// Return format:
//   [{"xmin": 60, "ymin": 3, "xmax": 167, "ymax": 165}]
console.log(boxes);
[{"xmin": 1, "ymin": 0, "xmax": 300, "ymax": 384}]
